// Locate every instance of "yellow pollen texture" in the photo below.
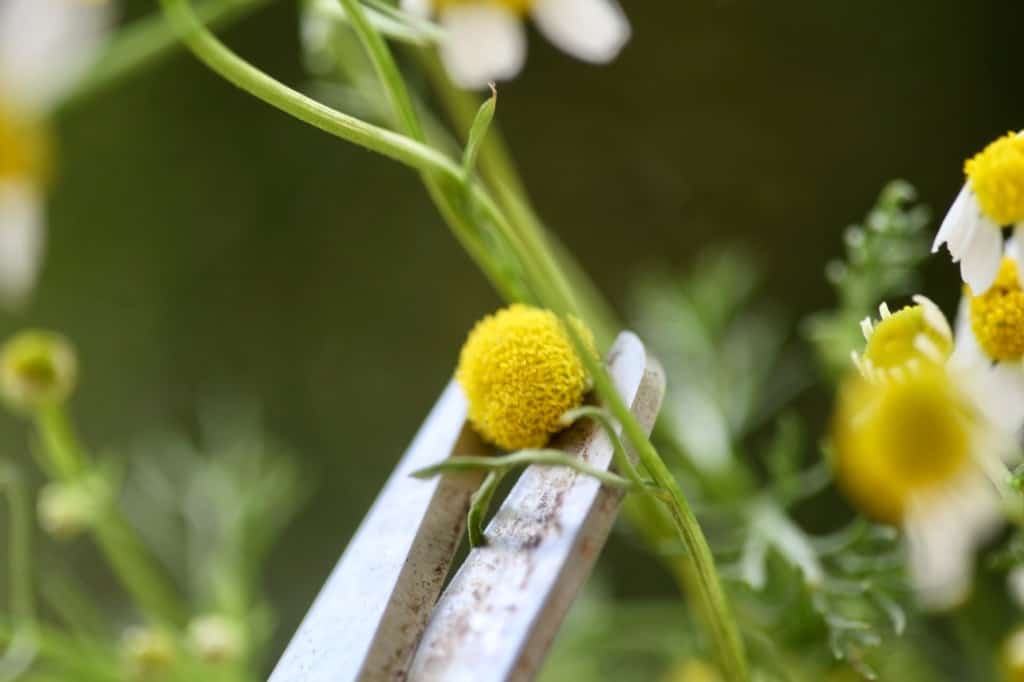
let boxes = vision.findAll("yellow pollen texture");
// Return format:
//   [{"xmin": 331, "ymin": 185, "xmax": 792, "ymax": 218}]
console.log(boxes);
[
  {"xmin": 969, "ymin": 257, "xmax": 1024, "ymax": 362},
  {"xmin": 965, "ymin": 131, "xmax": 1024, "ymax": 226},
  {"xmin": 863, "ymin": 305, "xmax": 951, "ymax": 371},
  {"xmin": 456, "ymin": 304, "xmax": 594, "ymax": 451},
  {"xmin": 832, "ymin": 369, "xmax": 971, "ymax": 524},
  {"xmin": 434, "ymin": 0, "xmax": 533, "ymax": 13},
  {"xmin": 0, "ymin": 103, "xmax": 50, "ymax": 185}
]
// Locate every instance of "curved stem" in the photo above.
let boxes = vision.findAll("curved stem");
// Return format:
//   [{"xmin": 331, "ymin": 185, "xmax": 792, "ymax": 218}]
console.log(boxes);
[{"xmin": 160, "ymin": 0, "xmax": 524, "ymax": 302}]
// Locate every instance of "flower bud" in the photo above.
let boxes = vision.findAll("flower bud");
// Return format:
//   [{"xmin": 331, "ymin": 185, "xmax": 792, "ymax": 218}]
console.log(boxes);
[
  {"xmin": 37, "ymin": 476, "xmax": 106, "ymax": 539},
  {"xmin": 121, "ymin": 626, "xmax": 175, "ymax": 678},
  {"xmin": 0, "ymin": 330, "xmax": 77, "ymax": 413},
  {"xmin": 187, "ymin": 614, "xmax": 244, "ymax": 664}
]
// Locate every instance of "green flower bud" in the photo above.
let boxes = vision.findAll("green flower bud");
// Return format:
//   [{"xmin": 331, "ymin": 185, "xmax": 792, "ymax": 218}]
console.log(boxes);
[
  {"xmin": 0, "ymin": 330, "xmax": 77, "ymax": 413},
  {"xmin": 37, "ymin": 476, "xmax": 107, "ymax": 539},
  {"xmin": 187, "ymin": 614, "xmax": 244, "ymax": 664},
  {"xmin": 122, "ymin": 626, "xmax": 176, "ymax": 678}
]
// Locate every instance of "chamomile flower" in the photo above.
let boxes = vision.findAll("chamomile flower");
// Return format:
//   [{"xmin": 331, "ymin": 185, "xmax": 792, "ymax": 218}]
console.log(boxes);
[
  {"xmin": 933, "ymin": 131, "xmax": 1024, "ymax": 295},
  {"xmin": 402, "ymin": 0, "xmax": 630, "ymax": 89},
  {"xmin": 456, "ymin": 303, "xmax": 595, "ymax": 451},
  {"xmin": 851, "ymin": 295, "xmax": 953, "ymax": 383},
  {"xmin": 838, "ymin": 296, "xmax": 1019, "ymax": 609},
  {"xmin": 0, "ymin": 0, "xmax": 112, "ymax": 308},
  {"xmin": 833, "ymin": 367, "xmax": 1007, "ymax": 609}
]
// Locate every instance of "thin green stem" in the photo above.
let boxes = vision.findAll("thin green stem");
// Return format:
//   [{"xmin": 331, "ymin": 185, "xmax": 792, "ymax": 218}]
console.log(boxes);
[
  {"xmin": 565, "ymin": 322, "xmax": 749, "ymax": 680},
  {"xmin": 0, "ymin": 467, "xmax": 35, "ymax": 629},
  {"xmin": 160, "ymin": 0, "xmax": 523, "ymax": 302},
  {"xmin": 560, "ymin": 405, "xmax": 645, "ymax": 490},
  {"xmin": 467, "ymin": 469, "xmax": 504, "ymax": 548},
  {"xmin": 32, "ymin": 407, "xmax": 186, "ymax": 628},
  {"xmin": 35, "ymin": 407, "xmax": 87, "ymax": 479},
  {"xmin": 413, "ymin": 450, "xmax": 637, "ymax": 490},
  {"xmin": 417, "ymin": 52, "xmax": 619, "ymax": 347}
]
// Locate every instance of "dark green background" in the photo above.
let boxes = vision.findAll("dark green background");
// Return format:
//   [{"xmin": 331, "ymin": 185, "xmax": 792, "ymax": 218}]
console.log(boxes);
[{"xmin": 7, "ymin": 0, "xmax": 1023, "ymax": 663}]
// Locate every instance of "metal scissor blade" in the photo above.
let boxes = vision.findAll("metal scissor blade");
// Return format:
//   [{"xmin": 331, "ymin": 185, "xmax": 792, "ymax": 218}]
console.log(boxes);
[
  {"xmin": 407, "ymin": 331, "xmax": 666, "ymax": 682},
  {"xmin": 269, "ymin": 382, "xmax": 485, "ymax": 682}
]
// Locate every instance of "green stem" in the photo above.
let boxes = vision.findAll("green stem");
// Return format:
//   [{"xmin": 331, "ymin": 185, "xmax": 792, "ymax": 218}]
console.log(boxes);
[
  {"xmin": 0, "ymin": 466, "xmax": 35, "ymax": 629},
  {"xmin": 560, "ymin": 405, "xmax": 645, "ymax": 489},
  {"xmin": 565, "ymin": 323, "xmax": 749, "ymax": 680},
  {"xmin": 33, "ymin": 407, "xmax": 186, "ymax": 628},
  {"xmin": 35, "ymin": 406, "xmax": 87, "ymax": 479},
  {"xmin": 417, "ymin": 53, "xmax": 619, "ymax": 348},
  {"xmin": 159, "ymin": 0, "xmax": 523, "ymax": 302},
  {"xmin": 335, "ymin": 0, "xmax": 533, "ymax": 306},
  {"xmin": 467, "ymin": 469, "xmax": 504, "ymax": 548},
  {"xmin": 412, "ymin": 451, "xmax": 637, "ymax": 490}
]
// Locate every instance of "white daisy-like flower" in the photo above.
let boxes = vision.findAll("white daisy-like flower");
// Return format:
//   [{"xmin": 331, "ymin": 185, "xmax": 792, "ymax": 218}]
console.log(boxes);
[
  {"xmin": 0, "ymin": 0, "xmax": 112, "ymax": 309},
  {"xmin": 402, "ymin": 0, "xmax": 630, "ymax": 89},
  {"xmin": 933, "ymin": 130, "xmax": 1024, "ymax": 295},
  {"xmin": 836, "ymin": 296, "xmax": 1019, "ymax": 610}
]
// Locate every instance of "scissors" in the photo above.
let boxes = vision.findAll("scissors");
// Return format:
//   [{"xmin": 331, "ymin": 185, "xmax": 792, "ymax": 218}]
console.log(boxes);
[{"xmin": 269, "ymin": 331, "xmax": 665, "ymax": 682}]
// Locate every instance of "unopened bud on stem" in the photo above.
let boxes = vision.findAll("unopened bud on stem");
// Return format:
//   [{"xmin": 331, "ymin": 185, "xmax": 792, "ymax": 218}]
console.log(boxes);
[{"xmin": 0, "ymin": 330, "xmax": 77, "ymax": 413}]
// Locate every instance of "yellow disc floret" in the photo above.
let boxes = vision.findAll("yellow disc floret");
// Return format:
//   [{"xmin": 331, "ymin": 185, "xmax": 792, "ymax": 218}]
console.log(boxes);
[
  {"xmin": 832, "ymin": 368, "xmax": 972, "ymax": 524},
  {"xmin": 969, "ymin": 257, "xmax": 1024, "ymax": 362},
  {"xmin": 965, "ymin": 131, "xmax": 1024, "ymax": 226},
  {"xmin": 457, "ymin": 304, "xmax": 594, "ymax": 451},
  {"xmin": 861, "ymin": 302, "xmax": 953, "ymax": 374}
]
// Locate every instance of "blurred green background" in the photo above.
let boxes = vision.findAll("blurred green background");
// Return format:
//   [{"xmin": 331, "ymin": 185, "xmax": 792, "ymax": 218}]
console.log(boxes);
[{"xmin": 4, "ymin": 0, "xmax": 1022, "ymax": 663}]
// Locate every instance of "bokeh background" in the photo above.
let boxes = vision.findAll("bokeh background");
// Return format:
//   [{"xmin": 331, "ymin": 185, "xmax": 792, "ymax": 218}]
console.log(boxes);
[{"xmin": 4, "ymin": 0, "xmax": 1022, "ymax": 664}]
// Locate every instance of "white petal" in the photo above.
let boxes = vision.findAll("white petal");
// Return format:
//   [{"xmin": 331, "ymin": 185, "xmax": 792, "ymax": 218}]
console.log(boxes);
[
  {"xmin": 933, "ymin": 184, "xmax": 970, "ymax": 254},
  {"xmin": 531, "ymin": 0, "xmax": 630, "ymax": 63},
  {"xmin": 912, "ymin": 294, "xmax": 953, "ymax": 341},
  {"xmin": 962, "ymin": 362, "xmax": 1024, "ymax": 437},
  {"xmin": 439, "ymin": 5, "xmax": 526, "ymax": 89},
  {"xmin": 959, "ymin": 217, "xmax": 1003, "ymax": 295},
  {"xmin": 0, "ymin": 181, "xmax": 45, "ymax": 309},
  {"xmin": 0, "ymin": 0, "xmax": 113, "ymax": 112},
  {"xmin": 904, "ymin": 476, "xmax": 1002, "ymax": 611},
  {"xmin": 949, "ymin": 297, "xmax": 984, "ymax": 371},
  {"xmin": 1011, "ymin": 223, "xmax": 1024, "ymax": 264}
]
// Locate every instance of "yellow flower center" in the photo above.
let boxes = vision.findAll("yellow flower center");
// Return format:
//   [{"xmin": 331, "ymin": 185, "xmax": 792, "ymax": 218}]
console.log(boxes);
[
  {"xmin": 0, "ymin": 102, "xmax": 51, "ymax": 185},
  {"xmin": 456, "ymin": 304, "xmax": 594, "ymax": 451},
  {"xmin": 969, "ymin": 257, "xmax": 1024, "ymax": 362},
  {"xmin": 832, "ymin": 369, "xmax": 972, "ymax": 524},
  {"xmin": 862, "ymin": 304, "xmax": 952, "ymax": 373},
  {"xmin": 965, "ymin": 131, "xmax": 1024, "ymax": 226},
  {"xmin": 435, "ymin": 0, "xmax": 533, "ymax": 13}
]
